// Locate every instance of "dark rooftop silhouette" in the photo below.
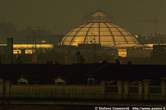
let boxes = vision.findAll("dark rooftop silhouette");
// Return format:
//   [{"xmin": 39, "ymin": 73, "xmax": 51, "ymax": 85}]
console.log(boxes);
[{"xmin": 0, "ymin": 63, "xmax": 166, "ymax": 84}]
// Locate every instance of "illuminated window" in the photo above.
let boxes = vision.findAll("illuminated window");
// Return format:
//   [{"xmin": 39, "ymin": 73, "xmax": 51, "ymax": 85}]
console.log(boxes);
[
  {"xmin": 118, "ymin": 49, "xmax": 127, "ymax": 58},
  {"xmin": 41, "ymin": 40, "xmax": 47, "ymax": 43},
  {"xmin": 13, "ymin": 50, "xmax": 21, "ymax": 55},
  {"xmin": 25, "ymin": 50, "xmax": 33, "ymax": 54}
]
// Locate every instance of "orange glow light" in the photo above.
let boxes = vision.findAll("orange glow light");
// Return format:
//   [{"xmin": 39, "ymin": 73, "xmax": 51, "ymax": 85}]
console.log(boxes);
[{"xmin": 13, "ymin": 44, "xmax": 53, "ymax": 49}]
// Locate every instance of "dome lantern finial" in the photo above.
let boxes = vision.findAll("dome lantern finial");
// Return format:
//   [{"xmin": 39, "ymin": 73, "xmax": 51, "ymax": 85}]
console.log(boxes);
[
  {"xmin": 91, "ymin": 10, "xmax": 107, "ymax": 17},
  {"xmin": 88, "ymin": 10, "xmax": 110, "ymax": 22}
]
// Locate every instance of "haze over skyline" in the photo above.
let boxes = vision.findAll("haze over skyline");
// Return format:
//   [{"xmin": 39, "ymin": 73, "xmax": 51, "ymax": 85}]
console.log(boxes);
[{"xmin": 0, "ymin": 0, "xmax": 166, "ymax": 35}]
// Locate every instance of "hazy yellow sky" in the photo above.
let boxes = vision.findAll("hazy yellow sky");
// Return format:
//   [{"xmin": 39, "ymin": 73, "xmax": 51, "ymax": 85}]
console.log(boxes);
[{"xmin": 0, "ymin": 0, "xmax": 165, "ymax": 35}]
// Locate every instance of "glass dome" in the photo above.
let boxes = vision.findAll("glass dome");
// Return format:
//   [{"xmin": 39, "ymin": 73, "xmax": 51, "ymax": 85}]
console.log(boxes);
[{"xmin": 61, "ymin": 11, "xmax": 139, "ymax": 48}]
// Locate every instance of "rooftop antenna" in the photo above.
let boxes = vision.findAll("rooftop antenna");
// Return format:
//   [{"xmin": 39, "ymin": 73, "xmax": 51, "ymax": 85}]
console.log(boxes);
[{"xmin": 32, "ymin": 27, "xmax": 38, "ymax": 63}]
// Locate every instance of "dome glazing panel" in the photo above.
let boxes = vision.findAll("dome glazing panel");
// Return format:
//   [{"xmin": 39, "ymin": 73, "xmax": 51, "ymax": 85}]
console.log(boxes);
[{"xmin": 61, "ymin": 11, "xmax": 139, "ymax": 48}]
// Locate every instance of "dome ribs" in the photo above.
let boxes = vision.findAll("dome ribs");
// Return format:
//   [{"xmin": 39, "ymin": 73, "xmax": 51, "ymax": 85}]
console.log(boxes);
[
  {"xmin": 69, "ymin": 24, "xmax": 87, "ymax": 46},
  {"xmin": 83, "ymin": 23, "xmax": 95, "ymax": 44},
  {"xmin": 116, "ymin": 26, "xmax": 129, "ymax": 45},
  {"xmin": 61, "ymin": 11, "xmax": 140, "ymax": 47},
  {"xmin": 98, "ymin": 23, "xmax": 101, "ymax": 45},
  {"xmin": 104, "ymin": 23, "xmax": 116, "ymax": 46}
]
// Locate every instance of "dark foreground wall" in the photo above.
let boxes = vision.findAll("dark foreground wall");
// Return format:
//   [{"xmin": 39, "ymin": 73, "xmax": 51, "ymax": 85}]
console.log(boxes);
[{"xmin": 0, "ymin": 63, "xmax": 166, "ymax": 83}]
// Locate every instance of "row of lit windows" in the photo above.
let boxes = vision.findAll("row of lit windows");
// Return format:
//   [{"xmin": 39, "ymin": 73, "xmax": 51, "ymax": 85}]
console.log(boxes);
[
  {"xmin": 70, "ymin": 40, "xmax": 137, "ymax": 43},
  {"xmin": 64, "ymin": 36, "xmax": 136, "ymax": 38},
  {"xmin": 13, "ymin": 44, "xmax": 53, "ymax": 49},
  {"xmin": 79, "ymin": 23, "xmax": 119, "ymax": 28},
  {"xmin": 64, "ymin": 35, "xmax": 136, "ymax": 40},
  {"xmin": 66, "ymin": 33, "xmax": 132, "ymax": 36},
  {"xmin": 65, "ymin": 35, "xmax": 134, "ymax": 38},
  {"xmin": 68, "ymin": 28, "xmax": 128, "ymax": 33},
  {"xmin": 64, "ymin": 42, "xmax": 138, "ymax": 45},
  {"xmin": 64, "ymin": 37, "xmax": 136, "ymax": 43},
  {"xmin": 67, "ymin": 32, "xmax": 132, "ymax": 36},
  {"xmin": 63, "ymin": 37, "xmax": 138, "ymax": 41},
  {"xmin": 63, "ymin": 40, "xmax": 137, "ymax": 44},
  {"xmin": 13, "ymin": 49, "xmax": 33, "ymax": 55},
  {"xmin": 64, "ymin": 42, "xmax": 138, "ymax": 46}
]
